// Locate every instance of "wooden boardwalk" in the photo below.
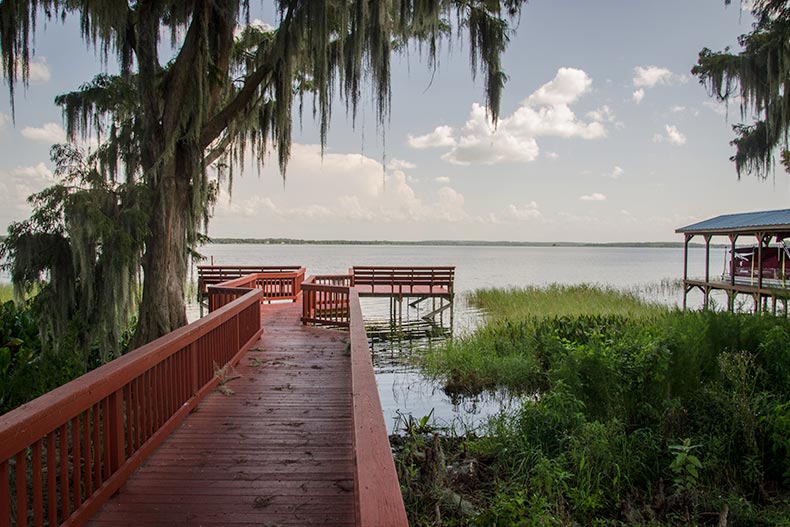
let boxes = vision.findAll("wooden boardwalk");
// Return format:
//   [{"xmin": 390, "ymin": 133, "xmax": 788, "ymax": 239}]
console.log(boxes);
[{"xmin": 89, "ymin": 301, "xmax": 355, "ymax": 526}]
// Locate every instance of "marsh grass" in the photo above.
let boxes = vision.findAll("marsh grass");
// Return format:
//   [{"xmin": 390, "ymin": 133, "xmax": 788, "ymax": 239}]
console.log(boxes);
[
  {"xmin": 467, "ymin": 284, "xmax": 668, "ymax": 320},
  {"xmin": 425, "ymin": 285, "xmax": 667, "ymax": 394},
  {"xmin": 407, "ymin": 284, "xmax": 790, "ymax": 525}
]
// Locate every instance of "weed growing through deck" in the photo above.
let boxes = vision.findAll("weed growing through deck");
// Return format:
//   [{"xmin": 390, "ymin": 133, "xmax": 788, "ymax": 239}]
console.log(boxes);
[
  {"xmin": 403, "ymin": 284, "xmax": 790, "ymax": 526},
  {"xmin": 213, "ymin": 361, "xmax": 241, "ymax": 396},
  {"xmin": 248, "ymin": 357, "xmax": 267, "ymax": 367}
]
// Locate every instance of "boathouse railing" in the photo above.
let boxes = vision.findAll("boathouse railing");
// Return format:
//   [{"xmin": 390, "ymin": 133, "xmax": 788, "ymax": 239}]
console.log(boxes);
[
  {"xmin": 347, "ymin": 289, "xmax": 409, "ymax": 526},
  {"xmin": 198, "ymin": 266, "xmax": 305, "ymax": 303},
  {"xmin": 0, "ymin": 289, "xmax": 263, "ymax": 527},
  {"xmin": 301, "ymin": 275, "xmax": 352, "ymax": 327}
]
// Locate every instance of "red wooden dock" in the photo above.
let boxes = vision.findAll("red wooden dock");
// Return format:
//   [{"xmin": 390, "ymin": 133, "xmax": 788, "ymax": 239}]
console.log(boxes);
[
  {"xmin": 0, "ymin": 265, "xmax": 454, "ymax": 527},
  {"xmin": 88, "ymin": 302, "xmax": 355, "ymax": 526}
]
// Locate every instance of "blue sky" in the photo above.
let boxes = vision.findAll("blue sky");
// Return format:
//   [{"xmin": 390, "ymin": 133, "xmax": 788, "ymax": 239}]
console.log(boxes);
[{"xmin": 1, "ymin": 1, "xmax": 787, "ymax": 242}]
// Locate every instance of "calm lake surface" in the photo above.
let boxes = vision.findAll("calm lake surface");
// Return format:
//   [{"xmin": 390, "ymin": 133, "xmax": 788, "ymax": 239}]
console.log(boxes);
[{"xmin": 191, "ymin": 244, "xmax": 723, "ymax": 433}]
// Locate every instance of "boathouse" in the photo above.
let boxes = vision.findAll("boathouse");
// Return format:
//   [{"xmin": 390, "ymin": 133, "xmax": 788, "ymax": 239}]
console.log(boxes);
[{"xmin": 676, "ymin": 208, "xmax": 790, "ymax": 313}]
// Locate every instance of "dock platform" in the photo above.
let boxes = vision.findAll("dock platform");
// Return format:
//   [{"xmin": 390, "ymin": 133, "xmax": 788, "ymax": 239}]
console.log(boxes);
[{"xmin": 0, "ymin": 264, "xmax": 451, "ymax": 527}]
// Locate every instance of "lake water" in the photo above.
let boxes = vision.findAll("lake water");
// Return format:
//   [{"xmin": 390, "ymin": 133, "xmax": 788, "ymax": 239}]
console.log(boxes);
[{"xmin": 191, "ymin": 243, "xmax": 723, "ymax": 433}]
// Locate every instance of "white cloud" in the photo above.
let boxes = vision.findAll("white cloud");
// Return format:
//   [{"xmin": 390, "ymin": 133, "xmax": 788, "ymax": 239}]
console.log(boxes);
[
  {"xmin": 16, "ymin": 59, "xmax": 51, "ymax": 83},
  {"xmin": 0, "ymin": 162, "xmax": 58, "ymax": 223},
  {"xmin": 435, "ymin": 176, "xmax": 450, "ymax": 183},
  {"xmin": 29, "ymin": 61, "xmax": 51, "ymax": 83},
  {"xmin": 21, "ymin": 122, "xmax": 66, "ymax": 143},
  {"xmin": 507, "ymin": 201, "xmax": 542, "ymax": 221},
  {"xmin": 579, "ymin": 192, "xmax": 607, "ymax": 201},
  {"xmin": 631, "ymin": 66, "xmax": 687, "ymax": 104},
  {"xmin": 703, "ymin": 96, "xmax": 743, "ymax": 116},
  {"xmin": 670, "ymin": 105, "xmax": 686, "ymax": 113},
  {"xmin": 409, "ymin": 68, "xmax": 605, "ymax": 166},
  {"xmin": 0, "ymin": 112, "xmax": 9, "ymax": 129},
  {"xmin": 653, "ymin": 124, "xmax": 687, "ymax": 146},
  {"xmin": 528, "ymin": 67, "xmax": 592, "ymax": 106},
  {"xmin": 703, "ymin": 100, "xmax": 727, "ymax": 115},
  {"xmin": 586, "ymin": 105, "xmax": 616, "ymax": 123},
  {"xmin": 633, "ymin": 66, "xmax": 674, "ymax": 88},
  {"xmin": 407, "ymin": 125, "xmax": 457, "ymax": 149},
  {"xmin": 213, "ymin": 143, "xmax": 469, "ymax": 225},
  {"xmin": 234, "ymin": 18, "xmax": 274, "ymax": 37},
  {"xmin": 13, "ymin": 162, "xmax": 55, "ymax": 183},
  {"xmin": 387, "ymin": 158, "xmax": 416, "ymax": 170},
  {"xmin": 545, "ymin": 151, "xmax": 559, "ymax": 160},
  {"xmin": 608, "ymin": 166, "xmax": 624, "ymax": 179}
]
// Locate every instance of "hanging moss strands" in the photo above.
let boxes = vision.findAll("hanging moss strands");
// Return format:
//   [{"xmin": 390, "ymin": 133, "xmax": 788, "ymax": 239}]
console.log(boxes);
[
  {"xmin": 0, "ymin": 144, "xmax": 148, "ymax": 364},
  {"xmin": 694, "ymin": 0, "xmax": 790, "ymax": 177},
  {"xmin": 1, "ymin": 1, "xmax": 528, "ymax": 348}
]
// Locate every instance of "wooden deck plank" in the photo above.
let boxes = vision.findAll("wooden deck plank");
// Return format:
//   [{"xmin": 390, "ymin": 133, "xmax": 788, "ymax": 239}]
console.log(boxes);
[{"xmin": 88, "ymin": 302, "xmax": 355, "ymax": 526}]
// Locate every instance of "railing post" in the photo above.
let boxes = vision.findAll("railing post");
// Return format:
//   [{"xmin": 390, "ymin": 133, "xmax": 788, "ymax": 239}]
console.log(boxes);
[
  {"xmin": 235, "ymin": 310, "xmax": 241, "ymax": 352},
  {"xmin": 108, "ymin": 389, "xmax": 126, "ymax": 473},
  {"xmin": 0, "ymin": 461, "xmax": 9, "ymax": 527},
  {"xmin": 190, "ymin": 343, "xmax": 199, "ymax": 395}
]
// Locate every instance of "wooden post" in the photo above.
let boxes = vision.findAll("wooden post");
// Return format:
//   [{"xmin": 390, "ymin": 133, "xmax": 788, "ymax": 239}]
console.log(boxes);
[
  {"xmin": 757, "ymin": 233, "xmax": 764, "ymax": 290},
  {"xmin": 730, "ymin": 235, "xmax": 737, "ymax": 286},
  {"xmin": 190, "ymin": 343, "xmax": 199, "ymax": 395},
  {"xmin": 108, "ymin": 390, "xmax": 125, "ymax": 475},
  {"xmin": 683, "ymin": 234, "xmax": 691, "ymax": 310},
  {"xmin": 704, "ymin": 235, "xmax": 712, "ymax": 309},
  {"xmin": 0, "ymin": 461, "xmax": 9, "ymax": 527}
]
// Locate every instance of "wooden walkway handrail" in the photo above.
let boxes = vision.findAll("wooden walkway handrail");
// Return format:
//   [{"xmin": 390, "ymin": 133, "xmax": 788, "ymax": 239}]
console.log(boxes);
[
  {"xmin": 301, "ymin": 276, "xmax": 351, "ymax": 327},
  {"xmin": 205, "ymin": 269, "xmax": 306, "ymax": 309},
  {"xmin": 0, "ymin": 289, "xmax": 263, "ymax": 527},
  {"xmin": 197, "ymin": 266, "xmax": 305, "ymax": 298},
  {"xmin": 348, "ymin": 289, "xmax": 409, "ymax": 526}
]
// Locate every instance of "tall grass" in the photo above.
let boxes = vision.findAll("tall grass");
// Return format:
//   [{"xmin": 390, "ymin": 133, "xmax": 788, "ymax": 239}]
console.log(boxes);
[
  {"xmin": 407, "ymin": 284, "xmax": 790, "ymax": 525},
  {"xmin": 467, "ymin": 284, "xmax": 668, "ymax": 320},
  {"xmin": 425, "ymin": 285, "xmax": 667, "ymax": 394}
]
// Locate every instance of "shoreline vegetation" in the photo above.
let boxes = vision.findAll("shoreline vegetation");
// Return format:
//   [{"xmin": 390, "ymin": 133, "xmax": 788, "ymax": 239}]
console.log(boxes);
[
  {"xmin": 396, "ymin": 285, "xmax": 790, "ymax": 526},
  {"xmin": 206, "ymin": 238, "xmax": 721, "ymax": 248}
]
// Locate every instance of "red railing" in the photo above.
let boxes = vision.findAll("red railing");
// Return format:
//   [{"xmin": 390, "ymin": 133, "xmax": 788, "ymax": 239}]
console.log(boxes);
[
  {"xmin": 198, "ymin": 266, "xmax": 305, "ymax": 302},
  {"xmin": 301, "ymin": 275, "xmax": 352, "ymax": 327},
  {"xmin": 0, "ymin": 289, "xmax": 263, "ymax": 527},
  {"xmin": 301, "ymin": 280, "xmax": 408, "ymax": 525},
  {"xmin": 348, "ymin": 290, "xmax": 409, "ymax": 525},
  {"xmin": 206, "ymin": 268, "xmax": 306, "ymax": 311}
]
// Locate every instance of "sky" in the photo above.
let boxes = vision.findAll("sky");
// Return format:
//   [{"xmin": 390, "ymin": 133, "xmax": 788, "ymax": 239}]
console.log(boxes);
[{"xmin": 0, "ymin": 0, "xmax": 788, "ymax": 243}]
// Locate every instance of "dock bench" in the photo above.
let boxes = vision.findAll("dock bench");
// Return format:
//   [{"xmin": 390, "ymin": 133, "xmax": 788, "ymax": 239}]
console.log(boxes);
[{"xmin": 350, "ymin": 265, "xmax": 455, "ymax": 298}]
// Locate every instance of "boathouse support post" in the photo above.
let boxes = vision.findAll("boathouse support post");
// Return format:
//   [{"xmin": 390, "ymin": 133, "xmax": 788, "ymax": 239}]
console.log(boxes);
[
  {"xmin": 729, "ymin": 234, "xmax": 738, "ymax": 311},
  {"xmin": 704, "ymin": 235, "xmax": 712, "ymax": 309},
  {"xmin": 683, "ymin": 234, "xmax": 692, "ymax": 310},
  {"xmin": 757, "ymin": 233, "xmax": 766, "ymax": 312}
]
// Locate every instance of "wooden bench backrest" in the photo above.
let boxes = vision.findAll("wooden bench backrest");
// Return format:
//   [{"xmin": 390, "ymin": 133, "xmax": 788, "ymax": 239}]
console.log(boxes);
[{"xmin": 351, "ymin": 266, "xmax": 455, "ymax": 291}]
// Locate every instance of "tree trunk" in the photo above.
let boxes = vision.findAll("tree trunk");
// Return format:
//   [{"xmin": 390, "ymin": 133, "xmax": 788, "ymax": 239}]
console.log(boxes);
[{"xmin": 131, "ymin": 159, "xmax": 191, "ymax": 348}]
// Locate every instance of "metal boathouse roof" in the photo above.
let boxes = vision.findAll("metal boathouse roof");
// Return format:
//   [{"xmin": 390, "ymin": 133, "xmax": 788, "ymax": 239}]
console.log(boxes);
[{"xmin": 676, "ymin": 208, "xmax": 790, "ymax": 236}]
